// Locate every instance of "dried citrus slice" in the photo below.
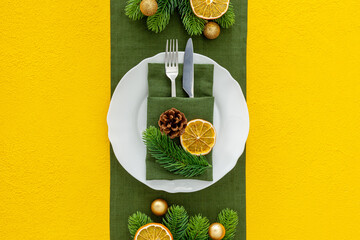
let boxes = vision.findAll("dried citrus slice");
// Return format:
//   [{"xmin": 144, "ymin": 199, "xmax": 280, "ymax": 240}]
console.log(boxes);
[
  {"xmin": 180, "ymin": 119, "xmax": 216, "ymax": 156},
  {"xmin": 190, "ymin": 0, "xmax": 230, "ymax": 20},
  {"xmin": 134, "ymin": 223, "xmax": 173, "ymax": 240}
]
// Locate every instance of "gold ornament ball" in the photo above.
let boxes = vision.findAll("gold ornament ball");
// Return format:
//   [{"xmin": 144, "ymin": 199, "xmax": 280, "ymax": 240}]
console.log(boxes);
[
  {"xmin": 140, "ymin": 0, "xmax": 158, "ymax": 17},
  {"xmin": 203, "ymin": 22, "xmax": 221, "ymax": 40},
  {"xmin": 209, "ymin": 223, "xmax": 226, "ymax": 240},
  {"xmin": 151, "ymin": 199, "xmax": 168, "ymax": 216}
]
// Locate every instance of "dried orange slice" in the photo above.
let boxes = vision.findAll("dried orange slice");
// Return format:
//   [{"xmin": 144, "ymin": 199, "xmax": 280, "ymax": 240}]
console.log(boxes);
[
  {"xmin": 180, "ymin": 119, "xmax": 216, "ymax": 155},
  {"xmin": 134, "ymin": 223, "xmax": 173, "ymax": 240},
  {"xmin": 190, "ymin": 0, "xmax": 230, "ymax": 20}
]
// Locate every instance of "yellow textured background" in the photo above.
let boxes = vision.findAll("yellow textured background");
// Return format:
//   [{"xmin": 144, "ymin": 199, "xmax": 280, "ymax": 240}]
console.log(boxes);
[{"xmin": 1, "ymin": 0, "xmax": 360, "ymax": 239}]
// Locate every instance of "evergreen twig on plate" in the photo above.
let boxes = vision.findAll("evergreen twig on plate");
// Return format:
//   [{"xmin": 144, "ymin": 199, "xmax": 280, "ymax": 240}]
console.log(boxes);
[
  {"xmin": 128, "ymin": 211, "xmax": 153, "ymax": 238},
  {"xmin": 185, "ymin": 214, "xmax": 210, "ymax": 240},
  {"xmin": 217, "ymin": 208, "xmax": 239, "ymax": 240},
  {"xmin": 162, "ymin": 205, "xmax": 189, "ymax": 240},
  {"xmin": 214, "ymin": 3, "xmax": 235, "ymax": 28},
  {"xmin": 143, "ymin": 126, "xmax": 212, "ymax": 177},
  {"xmin": 125, "ymin": 0, "xmax": 144, "ymax": 21}
]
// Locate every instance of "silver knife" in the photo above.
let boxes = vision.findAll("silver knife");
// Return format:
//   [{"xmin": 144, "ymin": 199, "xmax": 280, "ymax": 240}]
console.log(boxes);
[{"xmin": 183, "ymin": 38, "xmax": 194, "ymax": 98}]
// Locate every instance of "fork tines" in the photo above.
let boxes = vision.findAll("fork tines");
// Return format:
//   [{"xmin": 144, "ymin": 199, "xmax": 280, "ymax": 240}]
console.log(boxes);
[{"xmin": 165, "ymin": 39, "xmax": 178, "ymax": 68}]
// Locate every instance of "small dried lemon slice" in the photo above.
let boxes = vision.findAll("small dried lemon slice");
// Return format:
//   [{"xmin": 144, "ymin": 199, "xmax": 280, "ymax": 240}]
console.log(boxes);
[
  {"xmin": 190, "ymin": 0, "xmax": 230, "ymax": 20},
  {"xmin": 134, "ymin": 223, "xmax": 173, "ymax": 240},
  {"xmin": 180, "ymin": 119, "xmax": 216, "ymax": 156}
]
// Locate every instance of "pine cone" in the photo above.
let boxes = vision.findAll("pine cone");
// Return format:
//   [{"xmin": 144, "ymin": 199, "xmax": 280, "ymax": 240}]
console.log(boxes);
[{"xmin": 158, "ymin": 108, "xmax": 187, "ymax": 139}]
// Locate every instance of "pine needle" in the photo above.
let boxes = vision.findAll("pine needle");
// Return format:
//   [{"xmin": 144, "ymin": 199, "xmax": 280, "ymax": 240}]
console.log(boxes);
[
  {"xmin": 186, "ymin": 214, "xmax": 210, "ymax": 240},
  {"xmin": 143, "ymin": 126, "xmax": 212, "ymax": 177},
  {"xmin": 217, "ymin": 208, "xmax": 239, "ymax": 240},
  {"xmin": 147, "ymin": 0, "xmax": 178, "ymax": 33},
  {"xmin": 147, "ymin": 10, "xmax": 171, "ymax": 33},
  {"xmin": 214, "ymin": 3, "xmax": 235, "ymax": 29},
  {"xmin": 125, "ymin": 0, "xmax": 144, "ymax": 21},
  {"xmin": 162, "ymin": 205, "xmax": 189, "ymax": 240},
  {"xmin": 128, "ymin": 211, "xmax": 153, "ymax": 238},
  {"xmin": 178, "ymin": 0, "xmax": 207, "ymax": 36}
]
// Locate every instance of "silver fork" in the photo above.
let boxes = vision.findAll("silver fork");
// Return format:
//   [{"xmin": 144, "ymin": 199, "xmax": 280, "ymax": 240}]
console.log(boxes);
[{"xmin": 165, "ymin": 39, "xmax": 178, "ymax": 97}]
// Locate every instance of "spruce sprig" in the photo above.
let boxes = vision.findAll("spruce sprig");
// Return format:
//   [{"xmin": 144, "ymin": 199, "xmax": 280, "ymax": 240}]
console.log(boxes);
[
  {"xmin": 128, "ymin": 211, "xmax": 153, "ymax": 238},
  {"xmin": 178, "ymin": 0, "xmax": 207, "ymax": 36},
  {"xmin": 162, "ymin": 205, "xmax": 189, "ymax": 240},
  {"xmin": 125, "ymin": 0, "xmax": 236, "ymax": 34},
  {"xmin": 147, "ymin": 0, "xmax": 178, "ymax": 33},
  {"xmin": 125, "ymin": 0, "xmax": 144, "ymax": 21},
  {"xmin": 143, "ymin": 126, "xmax": 212, "ymax": 177},
  {"xmin": 185, "ymin": 214, "xmax": 210, "ymax": 240},
  {"xmin": 214, "ymin": 3, "xmax": 235, "ymax": 29},
  {"xmin": 217, "ymin": 208, "xmax": 239, "ymax": 240}
]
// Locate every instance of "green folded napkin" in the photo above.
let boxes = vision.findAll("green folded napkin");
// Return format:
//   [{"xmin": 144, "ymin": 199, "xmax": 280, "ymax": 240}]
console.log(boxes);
[{"xmin": 146, "ymin": 63, "xmax": 214, "ymax": 180}]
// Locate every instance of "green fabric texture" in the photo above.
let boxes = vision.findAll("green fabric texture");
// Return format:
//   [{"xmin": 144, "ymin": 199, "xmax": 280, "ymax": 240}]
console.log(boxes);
[
  {"xmin": 146, "ymin": 63, "xmax": 214, "ymax": 180},
  {"xmin": 110, "ymin": 0, "xmax": 247, "ymax": 239}
]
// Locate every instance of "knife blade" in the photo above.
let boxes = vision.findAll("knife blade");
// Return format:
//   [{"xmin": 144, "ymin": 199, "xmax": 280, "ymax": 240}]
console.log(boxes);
[{"xmin": 183, "ymin": 38, "xmax": 194, "ymax": 98}]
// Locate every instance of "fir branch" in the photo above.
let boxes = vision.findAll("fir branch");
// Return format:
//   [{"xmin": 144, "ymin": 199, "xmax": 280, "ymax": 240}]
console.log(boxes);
[
  {"xmin": 128, "ymin": 211, "xmax": 153, "ymax": 238},
  {"xmin": 215, "ymin": 3, "xmax": 235, "ymax": 28},
  {"xmin": 217, "ymin": 208, "xmax": 239, "ymax": 240},
  {"xmin": 147, "ymin": 0, "xmax": 178, "ymax": 33},
  {"xmin": 178, "ymin": 0, "xmax": 207, "ymax": 36},
  {"xmin": 147, "ymin": 9, "xmax": 171, "ymax": 33},
  {"xmin": 142, "ymin": 126, "xmax": 212, "ymax": 177},
  {"xmin": 163, "ymin": 0, "xmax": 179, "ymax": 13},
  {"xmin": 125, "ymin": 0, "xmax": 144, "ymax": 21},
  {"xmin": 185, "ymin": 214, "xmax": 210, "ymax": 240},
  {"xmin": 162, "ymin": 205, "xmax": 189, "ymax": 240}
]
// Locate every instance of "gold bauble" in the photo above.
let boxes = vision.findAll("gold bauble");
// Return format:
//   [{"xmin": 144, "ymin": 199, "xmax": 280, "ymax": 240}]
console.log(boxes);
[
  {"xmin": 203, "ymin": 22, "xmax": 221, "ymax": 40},
  {"xmin": 209, "ymin": 222, "xmax": 226, "ymax": 240},
  {"xmin": 140, "ymin": 0, "xmax": 158, "ymax": 17},
  {"xmin": 151, "ymin": 199, "xmax": 168, "ymax": 216}
]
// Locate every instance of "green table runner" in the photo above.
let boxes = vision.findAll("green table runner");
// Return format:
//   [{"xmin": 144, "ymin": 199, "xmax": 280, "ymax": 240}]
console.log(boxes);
[
  {"xmin": 111, "ymin": 0, "xmax": 247, "ymax": 239},
  {"xmin": 146, "ymin": 63, "xmax": 214, "ymax": 180}
]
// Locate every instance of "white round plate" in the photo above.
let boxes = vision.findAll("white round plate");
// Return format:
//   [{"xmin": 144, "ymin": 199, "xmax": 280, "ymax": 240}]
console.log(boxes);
[{"xmin": 107, "ymin": 52, "xmax": 249, "ymax": 193}]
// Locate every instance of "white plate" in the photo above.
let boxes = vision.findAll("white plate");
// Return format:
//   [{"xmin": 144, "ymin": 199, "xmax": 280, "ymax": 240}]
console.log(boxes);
[{"xmin": 107, "ymin": 52, "xmax": 249, "ymax": 193}]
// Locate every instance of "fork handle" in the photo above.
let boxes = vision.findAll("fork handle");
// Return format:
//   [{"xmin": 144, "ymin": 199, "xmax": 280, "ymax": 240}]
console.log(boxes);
[{"xmin": 171, "ymin": 80, "xmax": 176, "ymax": 97}]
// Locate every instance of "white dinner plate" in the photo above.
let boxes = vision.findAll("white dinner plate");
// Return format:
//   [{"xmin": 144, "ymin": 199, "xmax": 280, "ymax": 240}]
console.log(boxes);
[{"xmin": 107, "ymin": 52, "xmax": 249, "ymax": 193}]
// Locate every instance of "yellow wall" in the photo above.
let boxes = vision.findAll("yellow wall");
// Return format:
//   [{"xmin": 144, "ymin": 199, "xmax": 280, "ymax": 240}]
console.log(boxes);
[
  {"xmin": 0, "ymin": 0, "xmax": 110, "ymax": 239},
  {"xmin": 247, "ymin": 0, "xmax": 360, "ymax": 239},
  {"xmin": 1, "ymin": 0, "xmax": 359, "ymax": 239}
]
